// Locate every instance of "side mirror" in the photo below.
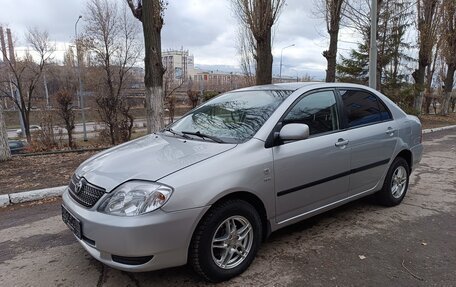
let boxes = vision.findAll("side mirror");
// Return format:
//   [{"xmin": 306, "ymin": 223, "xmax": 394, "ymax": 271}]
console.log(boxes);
[{"xmin": 279, "ymin": 123, "xmax": 310, "ymax": 141}]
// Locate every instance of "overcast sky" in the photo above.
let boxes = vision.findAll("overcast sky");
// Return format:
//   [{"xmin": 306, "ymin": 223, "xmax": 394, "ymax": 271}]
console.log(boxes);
[{"xmin": 0, "ymin": 0, "xmax": 358, "ymax": 80}]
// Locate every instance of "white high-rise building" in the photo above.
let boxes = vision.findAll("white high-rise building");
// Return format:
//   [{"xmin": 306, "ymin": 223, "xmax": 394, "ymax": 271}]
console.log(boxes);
[{"xmin": 162, "ymin": 49, "xmax": 195, "ymax": 83}]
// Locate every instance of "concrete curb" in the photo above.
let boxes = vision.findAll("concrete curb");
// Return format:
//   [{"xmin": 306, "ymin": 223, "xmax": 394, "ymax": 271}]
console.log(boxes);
[
  {"xmin": 422, "ymin": 125, "xmax": 456, "ymax": 134},
  {"xmin": 1, "ymin": 124, "xmax": 455, "ymax": 208},
  {"xmin": 0, "ymin": 194, "xmax": 10, "ymax": 208},
  {"xmin": 1, "ymin": 186, "xmax": 66, "ymax": 207}
]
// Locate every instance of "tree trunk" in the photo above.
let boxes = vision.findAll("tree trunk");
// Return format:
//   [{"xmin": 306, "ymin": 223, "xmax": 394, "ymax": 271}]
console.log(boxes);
[
  {"xmin": 15, "ymin": 86, "xmax": 32, "ymax": 142},
  {"xmin": 440, "ymin": 63, "xmax": 456, "ymax": 115},
  {"xmin": 109, "ymin": 124, "xmax": 115, "ymax": 145},
  {"xmin": 142, "ymin": 0, "xmax": 165, "ymax": 133},
  {"xmin": 412, "ymin": 64, "xmax": 426, "ymax": 114},
  {"xmin": 0, "ymin": 101, "xmax": 11, "ymax": 161},
  {"xmin": 424, "ymin": 95, "xmax": 432, "ymax": 114},
  {"xmin": 67, "ymin": 128, "xmax": 74, "ymax": 149},
  {"xmin": 20, "ymin": 107, "xmax": 31, "ymax": 143},
  {"xmin": 255, "ymin": 30, "xmax": 273, "ymax": 85},
  {"xmin": 324, "ymin": 30, "xmax": 339, "ymax": 82}
]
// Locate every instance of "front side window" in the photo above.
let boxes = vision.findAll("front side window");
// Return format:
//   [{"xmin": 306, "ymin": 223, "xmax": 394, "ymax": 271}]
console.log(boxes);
[
  {"xmin": 283, "ymin": 90, "xmax": 339, "ymax": 136},
  {"xmin": 169, "ymin": 90, "xmax": 292, "ymax": 143},
  {"xmin": 340, "ymin": 89, "xmax": 392, "ymax": 128}
]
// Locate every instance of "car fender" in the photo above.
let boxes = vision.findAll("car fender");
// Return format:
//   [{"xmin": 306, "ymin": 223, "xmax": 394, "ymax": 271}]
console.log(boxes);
[{"xmin": 160, "ymin": 138, "xmax": 275, "ymax": 220}]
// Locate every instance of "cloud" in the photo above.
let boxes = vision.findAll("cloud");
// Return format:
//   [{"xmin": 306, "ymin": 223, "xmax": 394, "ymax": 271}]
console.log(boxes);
[
  {"xmin": 0, "ymin": 0, "xmax": 85, "ymax": 44},
  {"xmin": 162, "ymin": 1, "xmax": 232, "ymax": 47},
  {"xmin": 0, "ymin": 0, "xmax": 342, "ymax": 78},
  {"xmin": 275, "ymin": 0, "xmax": 325, "ymax": 42}
]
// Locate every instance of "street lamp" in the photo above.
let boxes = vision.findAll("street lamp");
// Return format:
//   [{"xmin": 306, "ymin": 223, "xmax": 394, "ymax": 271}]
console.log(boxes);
[
  {"xmin": 279, "ymin": 44, "xmax": 295, "ymax": 81},
  {"xmin": 75, "ymin": 15, "xmax": 88, "ymax": 141}
]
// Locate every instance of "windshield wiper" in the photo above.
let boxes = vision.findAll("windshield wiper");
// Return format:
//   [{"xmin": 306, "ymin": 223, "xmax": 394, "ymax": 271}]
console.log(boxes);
[
  {"xmin": 163, "ymin": 127, "xmax": 190, "ymax": 139},
  {"xmin": 181, "ymin": 131, "xmax": 225, "ymax": 143}
]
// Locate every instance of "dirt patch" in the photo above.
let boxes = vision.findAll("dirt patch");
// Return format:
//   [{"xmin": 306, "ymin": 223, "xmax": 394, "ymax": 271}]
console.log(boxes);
[
  {"xmin": 0, "ymin": 151, "xmax": 97, "ymax": 195},
  {"xmin": 420, "ymin": 113, "xmax": 456, "ymax": 129}
]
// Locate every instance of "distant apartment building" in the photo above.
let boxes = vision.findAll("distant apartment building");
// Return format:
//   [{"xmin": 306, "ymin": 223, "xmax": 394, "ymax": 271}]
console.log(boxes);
[
  {"xmin": 190, "ymin": 70, "xmax": 248, "ymax": 92},
  {"xmin": 162, "ymin": 49, "xmax": 195, "ymax": 83},
  {"xmin": 162, "ymin": 49, "xmax": 252, "ymax": 92}
]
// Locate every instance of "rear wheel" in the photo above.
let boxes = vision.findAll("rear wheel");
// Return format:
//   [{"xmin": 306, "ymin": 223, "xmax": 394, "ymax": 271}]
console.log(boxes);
[
  {"xmin": 189, "ymin": 199, "xmax": 262, "ymax": 282},
  {"xmin": 377, "ymin": 157, "xmax": 410, "ymax": 206}
]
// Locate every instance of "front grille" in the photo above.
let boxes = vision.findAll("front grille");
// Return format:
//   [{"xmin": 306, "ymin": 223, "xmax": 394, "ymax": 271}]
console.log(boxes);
[{"xmin": 68, "ymin": 174, "xmax": 106, "ymax": 208}]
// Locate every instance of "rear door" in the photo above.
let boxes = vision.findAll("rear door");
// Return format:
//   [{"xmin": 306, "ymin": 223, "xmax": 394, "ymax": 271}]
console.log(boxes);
[
  {"xmin": 273, "ymin": 90, "xmax": 351, "ymax": 223},
  {"xmin": 338, "ymin": 89, "xmax": 398, "ymax": 196}
]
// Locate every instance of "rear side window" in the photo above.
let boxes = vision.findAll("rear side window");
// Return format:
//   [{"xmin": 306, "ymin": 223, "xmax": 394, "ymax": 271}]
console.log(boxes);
[
  {"xmin": 283, "ymin": 90, "xmax": 339, "ymax": 136},
  {"xmin": 339, "ymin": 89, "xmax": 391, "ymax": 128}
]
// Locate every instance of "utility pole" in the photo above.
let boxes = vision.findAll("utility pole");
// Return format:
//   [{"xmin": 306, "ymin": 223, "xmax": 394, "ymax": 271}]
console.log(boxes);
[
  {"xmin": 75, "ymin": 15, "xmax": 88, "ymax": 141},
  {"xmin": 368, "ymin": 0, "xmax": 378, "ymax": 89}
]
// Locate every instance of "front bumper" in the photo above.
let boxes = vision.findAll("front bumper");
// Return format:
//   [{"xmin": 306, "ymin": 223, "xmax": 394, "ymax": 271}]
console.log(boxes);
[{"xmin": 62, "ymin": 189, "xmax": 209, "ymax": 272}]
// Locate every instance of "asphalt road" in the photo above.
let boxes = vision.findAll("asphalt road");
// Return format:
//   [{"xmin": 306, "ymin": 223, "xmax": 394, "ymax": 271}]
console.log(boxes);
[{"xmin": 0, "ymin": 129, "xmax": 455, "ymax": 287}]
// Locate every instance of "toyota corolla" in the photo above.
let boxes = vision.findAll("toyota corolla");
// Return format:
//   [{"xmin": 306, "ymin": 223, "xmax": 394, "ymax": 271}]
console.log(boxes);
[{"xmin": 62, "ymin": 82, "xmax": 423, "ymax": 282}]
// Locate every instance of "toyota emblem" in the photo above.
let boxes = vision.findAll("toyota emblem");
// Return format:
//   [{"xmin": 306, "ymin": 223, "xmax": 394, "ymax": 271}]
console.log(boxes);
[{"xmin": 75, "ymin": 180, "xmax": 84, "ymax": 194}]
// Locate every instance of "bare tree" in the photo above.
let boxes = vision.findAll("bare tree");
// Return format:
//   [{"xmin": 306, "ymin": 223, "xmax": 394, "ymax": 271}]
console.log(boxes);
[
  {"xmin": 413, "ymin": 0, "xmax": 441, "ymax": 114},
  {"xmin": 232, "ymin": 0, "xmax": 285, "ymax": 85},
  {"xmin": 236, "ymin": 26, "xmax": 256, "ymax": 86},
  {"xmin": 0, "ymin": 28, "xmax": 11, "ymax": 161},
  {"xmin": 319, "ymin": 0, "xmax": 346, "ymax": 82},
  {"xmin": 55, "ymin": 90, "xmax": 76, "ymax": 149},
  {"xmin": 126, "ymin": 0, "xmax": 167, "ymax": 133},
  {"xmin": 423, "ymin": 35, "xmax": 441, "ymax": 114},
  {"xmin": 84, "ymin": 0, "xmax": 140, "ymax": 144},
  {"xmin": 0, "ymin": 28, "xmax": 54, "ymax": 142},
  {"xmin": 163, "ymin": 71, "xmax": 185, "ymax": 124},
  {"xmin": 440, "ymin": 0, "xmax": 456, "ymax": 115},
  {"xmin": 187, "ymin": 89, "xmax": 200, "ymax": 109},
  {"xmin": 0, "ymin": 99, "xmax": 10, "ymax": 161}
]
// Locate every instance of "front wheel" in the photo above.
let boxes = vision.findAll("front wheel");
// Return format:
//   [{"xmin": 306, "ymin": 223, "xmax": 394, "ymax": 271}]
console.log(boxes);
[
  {"xmin": 376, "ymin": 157, "xmax": 410, "ymax": 206},
  {"xmin": 189, "ymin": 199, "xmax": 262, "ymax": 282}
]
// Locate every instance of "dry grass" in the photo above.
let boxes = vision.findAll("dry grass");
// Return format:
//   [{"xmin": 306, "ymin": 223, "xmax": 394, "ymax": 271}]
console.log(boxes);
[
  {"xmin": 419, "ymin": 113, "xmax": 456, "ymax": 129},
  {"xmin": 0, "ymin": 151, "xmax": 97, "ymax": 194}
]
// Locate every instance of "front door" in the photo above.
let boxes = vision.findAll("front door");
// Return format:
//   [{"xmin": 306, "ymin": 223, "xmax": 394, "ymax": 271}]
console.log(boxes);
[{"xmin": 273, "ymin": 90, "xmax": 350, "ymax": 223}]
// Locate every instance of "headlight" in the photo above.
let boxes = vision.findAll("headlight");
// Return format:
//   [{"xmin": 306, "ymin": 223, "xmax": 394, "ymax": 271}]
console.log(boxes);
[{"xmin": 98, "ymin": 181, "xmax": 173, "ymax": 216}]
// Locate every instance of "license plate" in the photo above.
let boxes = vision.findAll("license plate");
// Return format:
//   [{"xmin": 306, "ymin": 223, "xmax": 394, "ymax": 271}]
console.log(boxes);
[{"xmin": 61, "ymin": 205, "xmax": 82, "ymax": 239}]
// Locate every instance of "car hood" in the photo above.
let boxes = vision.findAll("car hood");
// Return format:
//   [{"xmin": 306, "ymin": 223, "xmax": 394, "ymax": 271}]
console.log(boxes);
[{"xmin": 75, "ymin": 134, "xmax": 236, "ymax": 192}]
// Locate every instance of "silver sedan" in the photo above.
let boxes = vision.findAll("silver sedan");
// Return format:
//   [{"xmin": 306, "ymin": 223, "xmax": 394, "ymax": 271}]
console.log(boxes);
[{"xmin": 62, "ymin": 82, "xmax": 423, "ymax": 282}]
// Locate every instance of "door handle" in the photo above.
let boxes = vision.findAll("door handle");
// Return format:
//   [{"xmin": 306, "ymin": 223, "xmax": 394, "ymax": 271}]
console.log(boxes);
[
  {"xmin": 385, "ymin": 127, "xmax": 396, "ymax": 136},
  {"xmin": 335, "ymin": 138, "xmax": 349, "ymax": 147}
]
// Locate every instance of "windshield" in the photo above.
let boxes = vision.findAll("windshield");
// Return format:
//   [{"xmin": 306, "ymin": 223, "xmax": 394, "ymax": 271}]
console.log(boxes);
[{"xmin": 167, "ymin": 90, "xmax": 292, "ymax": 143}]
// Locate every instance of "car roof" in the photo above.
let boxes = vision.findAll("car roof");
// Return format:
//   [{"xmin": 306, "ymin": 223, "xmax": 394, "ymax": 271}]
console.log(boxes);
[
  {"xmin": 233, "ymin": 82, "xmax": 322, "ymax": 92},
  {"xmin": 233, "ymin": 81, "xmax": 407, "ymax": 119}
]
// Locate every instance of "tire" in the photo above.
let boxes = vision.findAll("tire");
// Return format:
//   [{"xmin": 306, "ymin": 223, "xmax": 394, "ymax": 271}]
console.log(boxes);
[
  {"xmin": 376, "ymin": 157, "xmax": 410, "ymax": 206},
  {"xmin": 189, "ymin": 199, "xmax": 262, "ymax": 282}
]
